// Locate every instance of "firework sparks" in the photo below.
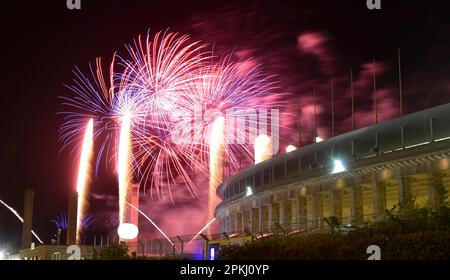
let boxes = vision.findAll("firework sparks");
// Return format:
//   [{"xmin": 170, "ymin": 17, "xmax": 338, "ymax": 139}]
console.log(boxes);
[
  {"xmin": 172, "ymin": 56, "xmax": 282, "ymax": 172},
  {"xmin": 172, "ymin": 57, "xmax": 283, "ymax": 229},
  {"xmin": 118, "ymin": 112, "xmax": 132, "ymax": 225},
  {"xmin": 75, "ymin": 118, "xmax": 94, "ymax": 243},
  {"xmin": 188, "ymin": 218, "xmax": 216, "ymax": 245},
  {"xmin": 126, "ymin": 202, "xmax": 173, "ymax": 245},
  {"xmin": 59, "ymin": 30, "xmax": 287, "ymax": 239},
  {"xmin": 0, "ymin": 199, "xmax": 43, "ymax": 244},
  {"xmin": 117, "ymin": 30, "xmax": 211, "ymax": 201},
  {"xmin": 207, "ymin": 117, "xmax": 225, "ymax": 235},
  {"xmin": 58, "ymin": 58, "xmax": 116, "ymax": 176}
]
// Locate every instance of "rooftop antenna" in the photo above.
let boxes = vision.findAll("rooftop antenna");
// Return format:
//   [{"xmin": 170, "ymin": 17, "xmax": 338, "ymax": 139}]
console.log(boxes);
[
  {"xmin": 298, "ymin": 96, "xmax": 302, "ymax": 147},
  {"xmin": 398, "ymin": 48, "xmax": 403, "ymax": 117},
  {"xmin": 331, "ymin": 78, "xmax": 335, "ymax": 136},
  {"xmin": 351, "ymin": 69, "xmax": 355, "ymax": 130},
  {"xmin": 373, "ymin": 59, "xmax": 378, "ymax": 124},
  {"xmin": 313, "ymin": 85, "xmax": 317, "ymax": 143}
]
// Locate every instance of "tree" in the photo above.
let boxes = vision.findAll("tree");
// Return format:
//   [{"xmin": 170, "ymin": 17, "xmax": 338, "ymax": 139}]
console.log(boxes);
[
  {"xmin": 93, "ymin": 242, "xmax": 130, "ymax": 260},
  {"xmin": 323, "ymin": 216, "xmax": 341, "ymax": 233}
]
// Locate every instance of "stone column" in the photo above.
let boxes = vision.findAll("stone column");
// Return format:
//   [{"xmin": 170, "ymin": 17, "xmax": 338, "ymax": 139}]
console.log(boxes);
[
  {"xmin": 270, "ymin": 202, "xmax": 280, "ymax": 230},
  {"xmin": 372, "ymin": 175, "xmax": 386, "ymax": 219},
  {"xmin": 222, "ymin": 216, "xmax": 227, "ymax": 233},
  {"xmin": 243, "ymin": 210, "xmax": 251, "ymax": 231},
  {"xmin": 291, "ymin": 198, "xmax": 299, "ymax": 228},
  {"xmin": 219, "ymin": 217, "xmax": 225, "ymax": 233},
  {"xmin": 329, "ymin": 189, "xmax": 343, "ymax": 222},
  {"xmin": 428, "ymin": 172, "xmax": 443, "ymax": 210},
  {"xmin": 261, "ymin": 205, "xmax": 270, "ymax": 233},
  {"xmin": 236, "ymin": 212, "xmax": 243, "ymax": 233},
  {"xmin": 350, "ymin": 186, "xmax": 364, "ymax": 224},
  {"xmin": 251, "ymin": 208, "xmax": 260, "ymax": 233},
  {"xmin": 298, "ymin": 196, "xmax": 307, "ymax": 228},
  {"xmin": 221, "ymin": 217, "xmax": 226, "ymax": 233},
  {"xmin": 283, "ymin": 200, "xmax": 293, "ymax": 231},
  {"xmin": 397, "ymin": 173, "xmax": 413, "ymax": 203},
  {"xmin": 267, "ymin": 203, "xmax": 273, "ymax": 229},
  {"xmin": 230, "ymin": 213, "xmax": 237, "ymax": 233},
  {"xmin": 311, "ymin": 194, "xmax": 323, "ymax": 228},
  {"xmin": 279, "ymin": 201, "xmax": 285, "ymax": 226}
]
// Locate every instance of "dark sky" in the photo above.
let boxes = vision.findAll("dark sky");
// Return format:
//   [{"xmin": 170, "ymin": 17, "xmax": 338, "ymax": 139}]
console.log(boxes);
[{"xmin": 1, "ymin": 0, "xmax": 449, "ymax": 251}]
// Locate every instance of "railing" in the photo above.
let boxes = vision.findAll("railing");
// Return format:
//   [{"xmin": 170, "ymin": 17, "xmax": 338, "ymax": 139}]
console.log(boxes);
[
  {"xmin": 84, "ymin": 214, "xmax": 376, "ymax": 259},
  {"xmin": 226, "ymin": 213, "xmax": 376, "ymax": 236}
]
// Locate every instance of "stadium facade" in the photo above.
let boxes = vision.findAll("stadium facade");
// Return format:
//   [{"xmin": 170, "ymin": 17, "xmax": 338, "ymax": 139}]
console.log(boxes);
[{"xmin": 215, "ymin": 103, "xmax": 450, "ymax": 234}]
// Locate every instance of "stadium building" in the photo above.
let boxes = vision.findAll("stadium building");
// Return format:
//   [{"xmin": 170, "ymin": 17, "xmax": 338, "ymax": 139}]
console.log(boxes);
[{"xmin": 215, "ymin": 103, "xmax": 450, "ymax": 235}]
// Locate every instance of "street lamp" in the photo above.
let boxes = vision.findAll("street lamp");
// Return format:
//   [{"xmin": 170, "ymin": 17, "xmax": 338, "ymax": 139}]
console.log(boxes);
[
  {"xmin": 246, "ymin": 186, "xmax": 253, "ymax": 197},
  {"xmin": 332, "ymin": 159, "xmax": 346, "ymax": 174}
]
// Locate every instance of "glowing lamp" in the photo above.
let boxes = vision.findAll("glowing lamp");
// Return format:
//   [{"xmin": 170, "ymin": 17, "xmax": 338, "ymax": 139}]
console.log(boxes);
[
  {"xmin": 117, "ymin": 223, "xmax": 139, "ymax": 240},
  {"xmin": 246, "ymin": 186, "xmax": 253, "ymax": 197},
  {"xmin": 332, "ymin": 159, "xmax": 346, "ymax": 174},
  {"xmin": 254, "ymin": 134, "xmax": 272, "ymax": 164},
  {"xmin": 286, "ymin": 145, "xmax": 297, "ymax": 153}
]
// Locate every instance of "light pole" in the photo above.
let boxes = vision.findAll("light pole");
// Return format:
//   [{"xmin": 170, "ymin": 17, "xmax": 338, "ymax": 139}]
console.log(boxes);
[{"xmin": 57, "ymin": 228, "xmax": 62, "ymax": 245}]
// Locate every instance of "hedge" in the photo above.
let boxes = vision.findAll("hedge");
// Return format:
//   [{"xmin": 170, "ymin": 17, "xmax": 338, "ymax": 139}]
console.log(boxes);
[{"xmin": 219, "ymin": 229, "xmax": 450, "ymax": 260}]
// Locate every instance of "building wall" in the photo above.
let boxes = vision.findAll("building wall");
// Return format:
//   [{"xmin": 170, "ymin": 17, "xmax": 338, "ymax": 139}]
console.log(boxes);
[
  {"xmin": 217, "ymin": 154, "xmax": 450, "ymax": 234},
  {"xmin": 19, "ymin": 245, "xmax": 96, "ymax": 260},
  {"xmin": 217, "ymin": 104, "xmax": 450, "ymax": 234}
]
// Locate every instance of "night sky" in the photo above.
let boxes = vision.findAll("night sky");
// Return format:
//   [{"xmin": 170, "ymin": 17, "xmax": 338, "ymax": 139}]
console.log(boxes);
[{"xmin": 1, "ymin": 0, "xmax": 450, "ymax": 252}]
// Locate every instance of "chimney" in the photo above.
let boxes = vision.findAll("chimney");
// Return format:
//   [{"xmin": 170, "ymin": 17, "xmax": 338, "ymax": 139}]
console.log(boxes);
[
  {"xmin": 66, "ymin": 192, "xmax": 78, "ymax": 245},
  {"xmin": 21, "ymin": 189, "xmax": 34, "ymax": 250}
]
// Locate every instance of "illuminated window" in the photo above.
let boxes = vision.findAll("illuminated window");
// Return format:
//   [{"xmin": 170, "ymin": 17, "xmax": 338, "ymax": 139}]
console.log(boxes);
[{"xmin": 52, "ymin": 252, "xmax": 61, "ymax": 260}]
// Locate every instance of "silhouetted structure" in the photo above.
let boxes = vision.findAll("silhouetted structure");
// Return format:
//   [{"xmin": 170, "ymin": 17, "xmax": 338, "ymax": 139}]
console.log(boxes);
[
  {"xmin": 66, "ymin": 192, "xmax": 78, "ymax": 245},
  {"xmin": 21, "ymin": 189, "xmax": 34, "ymax": 250}
]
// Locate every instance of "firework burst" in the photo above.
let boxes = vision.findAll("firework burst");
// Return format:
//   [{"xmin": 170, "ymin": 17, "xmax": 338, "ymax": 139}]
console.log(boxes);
[
  {"xmin": 116, "ymin": 30, "xmax": 211, "ymax": 201},
  {"xmin": 59, "ymin": 30, "xmax": 287, "ymax": 227},
  {"xmin": 173, "ymin": 56, "xmax": 282, "ymax": 171},
  {"xmin": 58, "ymin": 57, "xmax": 117, "ymax": 176},
  {"xmin": 166, "ymin": 55, "xmax": 284, "ymax": 229},
  {"xmin": 52, "ymin": 214, "xmax": 94, "ymax": 230},
  {"xmin": 0, "ymin": 199, "xmax": 43, "ymax": 244},
  {"xmin": 75, "ymin": 118, "xmax": 94, "ymax": 242}
]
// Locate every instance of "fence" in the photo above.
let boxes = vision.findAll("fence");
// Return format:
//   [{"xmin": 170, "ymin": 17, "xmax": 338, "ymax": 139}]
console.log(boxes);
[{"xmin": 84, "ymin": 213, "xmax": 376, "ymax": 259}]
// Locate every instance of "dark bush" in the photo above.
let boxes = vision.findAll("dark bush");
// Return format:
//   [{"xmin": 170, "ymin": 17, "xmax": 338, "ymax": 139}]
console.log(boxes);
[
  {"xmin": 219, "ymin": 190, "xmax": 450, "ymax": 260},
  {"xmin": 93, "ymin": 242, "xmax": 131, "ymax": 260},
  {"xmin": 219, "ymin": 229, "xmax": 450, "ymax": 260}
]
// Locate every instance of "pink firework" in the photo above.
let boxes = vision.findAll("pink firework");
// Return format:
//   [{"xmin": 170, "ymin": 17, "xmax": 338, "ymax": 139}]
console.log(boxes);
[
  {"xmin": 169, "ymin": 55, "xmax": 285, "ymax": 231},
  {"xmin": 60, "ymin": 30, "xmax": 288, "ymax": 208},
  {"xmin": 115, "ymin": 30, "xmax": 211, "ymax": 201},
  {"xmin": 59, "ymin": 57, "xmax": 118, "ymax": 176},
  {"xmin": 171, "ymin": 55, "xmax": 284, "ymax": 173}
]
